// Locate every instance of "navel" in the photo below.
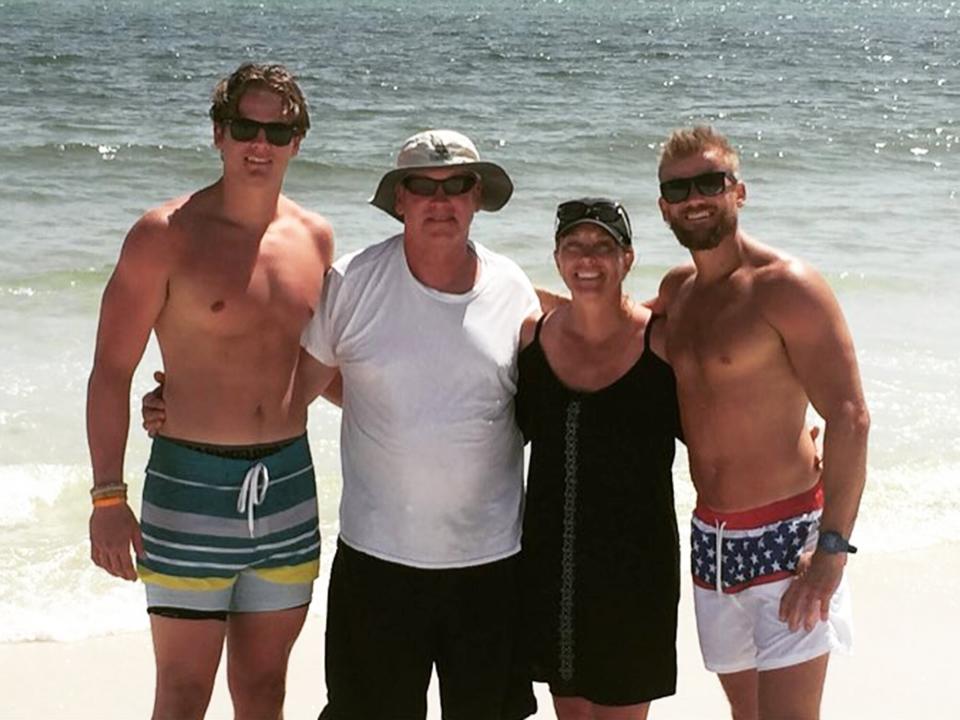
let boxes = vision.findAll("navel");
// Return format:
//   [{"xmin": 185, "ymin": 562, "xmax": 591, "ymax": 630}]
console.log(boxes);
[{"xmin": 210, "ymin": 300, "xmax": 225, "ymax": 313}]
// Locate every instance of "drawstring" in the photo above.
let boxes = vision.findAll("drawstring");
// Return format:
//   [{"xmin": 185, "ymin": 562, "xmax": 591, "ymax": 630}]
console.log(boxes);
[
  {"xmin": 237, "ymin": 462, "xmax": 270, "ymax": 537},
  {"xmin": 715, "ymin": 521, "xmax": 727, "ymax": 593}
]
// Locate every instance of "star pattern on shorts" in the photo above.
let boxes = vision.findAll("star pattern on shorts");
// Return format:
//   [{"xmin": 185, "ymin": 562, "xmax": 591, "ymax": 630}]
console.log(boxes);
[{"xmin": 691, "ymin": 519, "xmax": 814, "ymax": 591}]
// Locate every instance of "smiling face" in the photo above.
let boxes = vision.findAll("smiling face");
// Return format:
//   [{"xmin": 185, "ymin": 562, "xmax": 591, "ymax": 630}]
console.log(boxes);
[
  {"xmin": 554, "ymin": 223, "xmax": 634, "ymax": 298},
  {"xmin": 658, "ymin": 146, "xmax": 745, "ymax": 252},
  {"xmin": 394, "ymin": 167, "xmax": 482, "ymax": 243},
  {"xmin": 213, "ymin": 85, "xmax": 301, "ymax": 183}
]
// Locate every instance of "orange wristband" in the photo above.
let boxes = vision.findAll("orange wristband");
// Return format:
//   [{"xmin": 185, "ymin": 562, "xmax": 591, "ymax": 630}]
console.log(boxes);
[{"xmin": 93, "ymin": 495, "xmax": 127, "ymax": 509}]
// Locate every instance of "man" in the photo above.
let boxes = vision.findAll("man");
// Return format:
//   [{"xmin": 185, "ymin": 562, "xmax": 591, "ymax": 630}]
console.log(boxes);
[
  {"xmin": 655, "ymin": 125, "xmax": 870, "ymax": 720},
  {"xmin": 87, "ymin": 63, "xmax": 333, "ymax": 720},
  {"xmin": 296, "ymin": 129, "xmax": 540, "ymax": 720}
]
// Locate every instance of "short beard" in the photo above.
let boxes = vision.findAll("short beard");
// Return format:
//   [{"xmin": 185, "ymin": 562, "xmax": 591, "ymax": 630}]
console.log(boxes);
[{"xmin": 669, "ymin": 209, "xmax": 737, "ymax": 251}]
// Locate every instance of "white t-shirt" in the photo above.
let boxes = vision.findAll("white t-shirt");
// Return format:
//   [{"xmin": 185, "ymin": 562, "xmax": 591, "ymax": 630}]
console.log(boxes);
[{"xmin": 301, "ymin": 234, "xmax": 539, "ymax": 568}]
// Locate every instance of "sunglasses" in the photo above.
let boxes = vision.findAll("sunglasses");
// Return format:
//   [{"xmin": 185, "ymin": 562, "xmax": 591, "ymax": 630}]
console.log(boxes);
[
  {"xmin": 226, "ymin": 117, "xmax": 299, "ymax": 146},
  {"xmin": 401, "ymin": 174, "xmax": 479, "ymax": 197},
  {"xmin": 659, "ymin": 171, "xmax": 737, "ymax": 204},
  {"xmin": 555, "ymin": 200, "xmax": 632, "ymax": 246}
]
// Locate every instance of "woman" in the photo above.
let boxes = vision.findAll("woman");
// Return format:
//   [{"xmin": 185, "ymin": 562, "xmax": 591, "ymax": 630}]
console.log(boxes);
[{"xmin": 516, "ymin": 198, "xmax": 682, "ymax": 720}]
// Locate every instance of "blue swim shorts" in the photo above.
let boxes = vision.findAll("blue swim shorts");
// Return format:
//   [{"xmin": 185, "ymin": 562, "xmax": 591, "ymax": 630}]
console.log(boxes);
[{"xmin": 137, "ymin": 435, "xmax": 321, "ymax": 614}]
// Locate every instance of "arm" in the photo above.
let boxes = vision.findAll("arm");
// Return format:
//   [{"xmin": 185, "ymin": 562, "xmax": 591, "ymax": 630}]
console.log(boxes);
[
  {"xmin": 518, "ymin": 313, "xmax": 541, "ymax": 352},
  {"xmin": 534, "ymin": 287, "xmax": 567, "ymax": 315},
  {"xmin": 761, "ymin": 261, "xmax": 870, "ymax": 630},
  {"xmin": 87, "ymin": 213, "xmax": 172, "ymax": 580},
  {"xmin": 295, "ymin": 348, "xmax": 342, "ymax": 407}
]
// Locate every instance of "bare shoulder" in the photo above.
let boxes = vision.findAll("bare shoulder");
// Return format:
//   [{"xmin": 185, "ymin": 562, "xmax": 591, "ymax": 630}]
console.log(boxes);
[
  {"xmin": 118, "ymin": 198, "xmax": 189, "ymax": 270},
  {"xmin": 628, "ymin": 300, "xmax": 668, "ymax": 360},
  {"xmin": 281, "ymin": 197, "xmax": 334, "ymax": 263},
  {"xmin": 519, "ymin": 312, "xmax": 543, "ymax": 351},
  {"xmin": 654, "ymin": 262, "xmax": 696, "ymax": 312},
  {"xmin": 752, "ymin": 248, "xmax": 842, "ymax": 328},
  {"xmin": 626, "ymin": 298, "xmax": 653, "ymax": 326}
]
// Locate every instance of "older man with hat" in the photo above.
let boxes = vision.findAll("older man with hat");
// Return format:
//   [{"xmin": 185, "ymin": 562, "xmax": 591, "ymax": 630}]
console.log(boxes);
[{"xmin": 298, "ymin": 129, "xmax": 540, "ymax": 720}]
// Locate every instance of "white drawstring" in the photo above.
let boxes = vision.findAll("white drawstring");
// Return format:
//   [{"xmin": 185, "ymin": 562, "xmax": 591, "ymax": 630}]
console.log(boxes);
[
  {"xmin": 715, "ymin": 521, "xmax": 727, "ymax": 593},
  {"xmin": 237, "ymin": 462, "xmax": 270, "ymax": 538}
]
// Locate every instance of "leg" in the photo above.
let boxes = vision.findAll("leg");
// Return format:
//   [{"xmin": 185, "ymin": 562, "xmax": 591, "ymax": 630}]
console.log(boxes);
[
  {"xmin": 434, "ymin": 555, "xmax": 536, "ymax": 720},
  {"xmin": 718, "ymin": 669, "xmax": 759, "ymax": 720},
  {"xmin": 554, "ymin": 696, "xmax": 651, "ymax": 720},
  {"xmin": 553, "ymin": 696, "xmax": 593, "ymax": 720},
  {"xmin": 320, "ymin": 541, "xmax": 434, "ymax": 720},
  {"xmin": 757, "ymin": 653, "xmax": 829, "ymax": 720},
  {"xmin": 150, "ymin": 614, "xmax": 226, "ymax": 720},
  {"xmin": 226, "ymin": 605, "xmax": 309, "ymax": 720}
]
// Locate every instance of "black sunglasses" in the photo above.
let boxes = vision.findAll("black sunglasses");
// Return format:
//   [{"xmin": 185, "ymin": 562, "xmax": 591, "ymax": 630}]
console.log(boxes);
[
  {"xmin": 226, "ymin": 117, "xmax": 298, "ymax": 146},
  {"xmin": 659, "ymin": 171, "xmax": 737, "ymax": 204},
  {"xmin": 401, "ymin": 174, "xmax": 478, "ymax": 197},
  {"xmin": 555, "ymin": 200, "xmax": 632, "ymax": 246}
]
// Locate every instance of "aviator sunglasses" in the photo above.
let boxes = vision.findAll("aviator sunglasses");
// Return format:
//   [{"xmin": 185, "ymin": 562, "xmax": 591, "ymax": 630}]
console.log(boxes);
[
  {"xmin": 555, "ymin": 199, "xmax": 633, "ymax": 246},
  {"xmin": 659, "ymin": 171, "xmax": 737, "ymax": 204},
  {"xmin": 401, "ymin": 174, "xmax": 479, "ymax": 197},
  {"xmin": 226, "ymin": 117, "xmax": 299, "ymax": 146}
]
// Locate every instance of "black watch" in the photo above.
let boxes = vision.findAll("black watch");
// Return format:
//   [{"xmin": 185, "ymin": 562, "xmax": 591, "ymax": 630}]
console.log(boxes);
[{"xmin": 817, "ymin": 530, "xmax": 857, "ymax": 554}]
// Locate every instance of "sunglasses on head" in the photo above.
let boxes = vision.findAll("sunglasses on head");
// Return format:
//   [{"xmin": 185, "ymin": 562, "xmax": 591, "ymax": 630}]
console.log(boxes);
[
  {"xmin": 401, "ymin": 174, "xmax": 478, "ymax": 197},
  {"xmin": 226, "ymin": 117, "xmax": 298, "ymax": 146},
  {"xmin": 555, "ymin": 200, "xmax": 632, "ymax": 246},
  {"xmin": 659, "ymin": 171, "xmax": 737, "ymax": 204}
]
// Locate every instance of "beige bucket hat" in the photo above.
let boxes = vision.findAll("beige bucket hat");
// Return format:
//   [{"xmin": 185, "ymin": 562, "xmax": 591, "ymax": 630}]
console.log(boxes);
[{"xmin": 370, "ymin": 129, "xmax": 514, "ymax": 221}]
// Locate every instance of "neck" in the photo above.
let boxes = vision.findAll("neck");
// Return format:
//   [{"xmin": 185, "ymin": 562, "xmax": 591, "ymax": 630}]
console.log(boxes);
[
  {"xmin": 565, "ymin": 292, "xmax": 631, "ymax": 344},
  {"xmin": 403, "ymin": 232, "xmax": 478, "ymax": 294},
  {"xmin": 690, "ymin": 229, "xmax": 746, "ymax": 284},
  {"xmin": 218, "ymin": 176, "xmax": 284, "ymax": 230}
]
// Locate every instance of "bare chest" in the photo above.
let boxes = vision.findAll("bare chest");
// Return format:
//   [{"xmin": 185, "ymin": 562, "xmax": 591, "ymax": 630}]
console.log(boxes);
[
  {"xmin": 542, "ymin": 325, "xmax": 647, "ymax": 392},
  {"xmin": 666, "ymin": 284, "xmax": 783, "ymax": 385},
  {"xmin": 163, "ymin": 225, "xmax": 324, "ymax": 337}
]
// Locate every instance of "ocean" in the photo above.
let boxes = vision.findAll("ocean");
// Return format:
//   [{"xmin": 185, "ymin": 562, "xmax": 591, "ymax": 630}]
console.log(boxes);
[{"xmin": 1, "ymin": 0, "xmax": 957, "ymax": 642}]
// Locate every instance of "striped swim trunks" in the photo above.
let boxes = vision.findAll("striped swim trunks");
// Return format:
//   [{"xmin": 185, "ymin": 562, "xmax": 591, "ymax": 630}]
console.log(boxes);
[{"xmin": 137, "ymin": 434, "xmax": 321, "ymax": 614}]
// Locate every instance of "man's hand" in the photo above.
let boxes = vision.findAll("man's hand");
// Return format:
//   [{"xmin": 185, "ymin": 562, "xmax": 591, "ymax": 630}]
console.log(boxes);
[
  {"xmin": 809, "ymin": 425, "xmax": 823, "ymax": 472},
  {"xmin": 778, "ymin": 550, "xmax": 845, "ymax": 632},
  {"xmin": 142, "ymin": 371, "xmax": 166, "ymax": 437},
  {"xmin": 89, "ymin": 503, "xmax": 144, "ymax": 581}
]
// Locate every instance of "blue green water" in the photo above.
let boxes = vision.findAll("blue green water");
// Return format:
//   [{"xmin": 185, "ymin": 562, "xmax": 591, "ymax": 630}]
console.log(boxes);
[{"xmin": 1, "ymin": 0, "xmax": 958, "ymax": 640}]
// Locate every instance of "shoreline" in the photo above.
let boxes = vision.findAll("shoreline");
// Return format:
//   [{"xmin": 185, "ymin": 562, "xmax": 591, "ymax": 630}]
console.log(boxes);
[{"xmin": 4, "ymin": 542, "xmax": 957, "ymax": 719}]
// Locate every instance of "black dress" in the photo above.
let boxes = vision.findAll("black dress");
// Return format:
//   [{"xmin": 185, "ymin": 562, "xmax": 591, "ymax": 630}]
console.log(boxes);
[{"xmin": 516, "ymin": 314, "xmax": 682, "ymax": 706}]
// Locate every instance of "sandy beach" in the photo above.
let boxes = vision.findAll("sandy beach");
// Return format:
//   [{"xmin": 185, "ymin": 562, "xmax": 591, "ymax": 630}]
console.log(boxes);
[{"xmin": 4, "ymin": 542, "xmax": 955, "ymax": 720}]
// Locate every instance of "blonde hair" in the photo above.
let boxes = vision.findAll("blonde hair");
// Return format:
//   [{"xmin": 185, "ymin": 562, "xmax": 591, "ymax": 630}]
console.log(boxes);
[{"xmin": 658, "ymin": 125, "xmax": 739, "ymax": 179}]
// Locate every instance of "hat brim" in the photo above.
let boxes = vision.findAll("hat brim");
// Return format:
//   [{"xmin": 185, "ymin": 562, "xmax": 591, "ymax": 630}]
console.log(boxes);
[
  {"xmin": 556, "ymin": 218, "xmax": 632, "ymax": 247},
  {"xmin": 369, "ymin": 160, "xmax": 514, "ymax": 221}
]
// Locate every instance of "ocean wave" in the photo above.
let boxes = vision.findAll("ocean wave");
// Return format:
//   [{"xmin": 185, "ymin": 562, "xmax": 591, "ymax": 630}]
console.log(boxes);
[
  {"xmin": 0, "ymin": 464, "xmax": 86, "ymax": 528},
  {"xmin": 0, "ymin": 142, "xmax": 211, "ymax": 164},
  {"xmin": 0, "ymin": 267, "xmax": 111, "ymax": 296}
]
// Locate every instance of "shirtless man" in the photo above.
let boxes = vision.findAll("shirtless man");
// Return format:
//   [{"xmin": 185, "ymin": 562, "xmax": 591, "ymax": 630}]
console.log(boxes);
[
  {"xmin": 86, "ymin": 63, "xmax": 333, "ymax": 720},
  {"xmin": 655, "ymin": 125, "xmax": 870, "ymax": 720},
  {"xmin": 141, "ymin": 129, "xmax": 538, "ymax": 719}
]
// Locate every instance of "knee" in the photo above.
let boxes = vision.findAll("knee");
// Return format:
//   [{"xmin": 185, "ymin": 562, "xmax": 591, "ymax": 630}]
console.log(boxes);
[
  {"xmin": 153, "ymin": 670, "xmax": 215, "ymax": 720},
  {"xmin": 228, "ymin": 666, "xmax": 287, "ymax": 715}
]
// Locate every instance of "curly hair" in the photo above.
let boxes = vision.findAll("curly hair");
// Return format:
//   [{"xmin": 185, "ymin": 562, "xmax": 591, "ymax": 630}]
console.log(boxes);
[{"xmin": 209, "ymin": 63, "xmax": 310, "ymax": 137}]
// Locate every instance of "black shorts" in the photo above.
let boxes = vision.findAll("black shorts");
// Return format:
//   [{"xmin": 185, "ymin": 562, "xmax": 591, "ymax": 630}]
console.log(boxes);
[{"xmin": 319, "ymin": 539, "xmax": 536, "ymax": 720}]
